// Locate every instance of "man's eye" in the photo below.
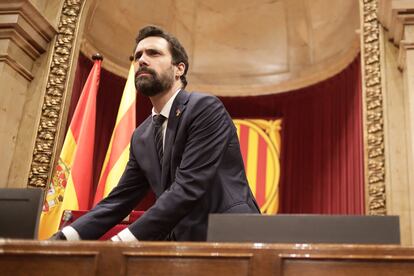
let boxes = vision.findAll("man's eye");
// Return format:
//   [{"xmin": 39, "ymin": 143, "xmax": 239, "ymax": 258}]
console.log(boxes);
[
  {"xmin": 148, "ymin": 50, "xmax": 160, "ymax": 56},
  {"xmin": 134, "ymin": 53, "xmax": 142, "ymax": 61}
]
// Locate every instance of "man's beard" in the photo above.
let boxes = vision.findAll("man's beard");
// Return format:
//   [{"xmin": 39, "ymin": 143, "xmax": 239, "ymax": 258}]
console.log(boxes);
[{"xmin": 135, "ymin": 66, "xmax": 174, "ymax": 97}]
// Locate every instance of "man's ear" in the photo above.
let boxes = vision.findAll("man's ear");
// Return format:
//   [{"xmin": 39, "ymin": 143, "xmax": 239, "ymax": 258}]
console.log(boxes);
[{"xmin": 176, "ymin": 62, "xmax": 185, "ymax": 77}]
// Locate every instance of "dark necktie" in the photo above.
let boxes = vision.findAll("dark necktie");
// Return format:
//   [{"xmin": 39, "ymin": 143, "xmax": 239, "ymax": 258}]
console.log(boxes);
[{"xmin": 153, "ymin": 115, "xmax": 166, "ymax": 165}]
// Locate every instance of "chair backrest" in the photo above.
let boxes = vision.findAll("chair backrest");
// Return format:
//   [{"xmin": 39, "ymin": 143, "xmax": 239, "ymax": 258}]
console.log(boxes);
[
  {"xmin": 207, "ymin": 214, "xmax": 400, "ymax": 244},
  {"xmin": 0, "ymin": 188, "xmax": 43, "ymax": 239}
]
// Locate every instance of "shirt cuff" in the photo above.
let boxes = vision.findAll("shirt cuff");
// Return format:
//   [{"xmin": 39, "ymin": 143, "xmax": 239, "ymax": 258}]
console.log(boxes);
[
  {"xmin": 61, "ymin": 226, "xmax": 81, "ymax": 241},
  {"xmin": 111, "ymin": 228, "xmax": 138, "ymax": 242}
]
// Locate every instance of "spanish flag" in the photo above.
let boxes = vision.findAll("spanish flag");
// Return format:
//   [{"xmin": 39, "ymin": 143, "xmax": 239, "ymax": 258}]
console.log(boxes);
[
  {"xmin": 38, "ymin": 55, "xmax": 102, "ymax": 239},
  {"xmin": 93, "ymin": 63, "xmax": 136, "ymax": 205}
]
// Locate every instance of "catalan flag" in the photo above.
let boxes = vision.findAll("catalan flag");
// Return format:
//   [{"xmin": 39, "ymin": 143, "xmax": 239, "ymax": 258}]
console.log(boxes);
[
  {"xmin": 234, "ymin": 119, "xmax": 282, "ymax": 214},
  {"xmin": 93, "ymin": 63, "xmax": 136, "ymax": 205},
  {"xmin": 38, "ymin": 55, "xmax": 102, "ymax": 239}
]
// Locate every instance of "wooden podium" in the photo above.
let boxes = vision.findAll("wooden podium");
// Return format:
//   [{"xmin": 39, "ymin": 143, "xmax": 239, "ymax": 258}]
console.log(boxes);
[{"xmin": 1, "ymin": 240, "xmax": 414, "ymax": 275}]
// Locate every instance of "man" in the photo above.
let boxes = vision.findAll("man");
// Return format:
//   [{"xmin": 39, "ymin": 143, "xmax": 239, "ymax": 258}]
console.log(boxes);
[{"xmin": 53, "ymin": 25, "xmax": 260, "ymax": 242}]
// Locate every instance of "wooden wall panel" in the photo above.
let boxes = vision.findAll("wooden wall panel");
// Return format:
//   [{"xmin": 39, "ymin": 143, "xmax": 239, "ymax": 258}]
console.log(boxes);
[
  {"xmin": 282, "ymin": 259, "xmax": 414, "ymax": 276},
  {"xmin": 0, "ymin": 252, "xmax": 98, "ymax": 276},
  {"xmin": 2, "ymin": 241, "xmax": 414, "ymax": 276},
  {"xmin": 125, "ymin": 255, "xmax": 252, "ymax": 276}
]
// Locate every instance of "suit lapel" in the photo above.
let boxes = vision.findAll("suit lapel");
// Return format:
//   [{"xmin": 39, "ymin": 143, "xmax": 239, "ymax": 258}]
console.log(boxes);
[{"xmin": 161, "ymin": 90, "xmax": 189, "ymax": 190}]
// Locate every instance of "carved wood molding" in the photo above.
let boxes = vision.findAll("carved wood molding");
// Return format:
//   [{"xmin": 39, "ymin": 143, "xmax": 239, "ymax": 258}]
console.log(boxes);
[
  {"xmin": 361, "ymin": 0, "xmax": 387, "ymax": 215},
  {"xmin": 378, "ymin": 0, "xmax": 414, "ymax": 46},
  {"xmin": 396, "ymin": 20, "xmax": 414, "ymax": 71},
  {"xmin": 378, "ymin": 0, "xmax": 414, "ymax": 70},
  {"xmin": 398, "ymin": 40, "xmax": 414, "ymax": 70},
  {"xmin": 0, "ymin": 0, "xmax": 56, "ymax": 81},
  {"xmin": 28, "ymin": 0, "xmax": 85, "ymax": 188}
]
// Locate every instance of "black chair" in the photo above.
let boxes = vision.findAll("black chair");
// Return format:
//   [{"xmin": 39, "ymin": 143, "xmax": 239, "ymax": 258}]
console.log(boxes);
[
  {"xmin": 0, "ymin": 188, "xmax": 44, "ymax": 239},
  {"xmin": 207, "ymin": 214, "xmax": 400, "ymax": 244}
]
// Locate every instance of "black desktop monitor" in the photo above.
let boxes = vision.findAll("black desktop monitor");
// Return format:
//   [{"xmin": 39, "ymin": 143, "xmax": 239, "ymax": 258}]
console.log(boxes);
[
  {"xmin": 207, "ymin": 214, "xmax": 401, "ymax": 244},
  {"xmin": 0, "ymin": 188, "xmax": 43, "ymax": 239}
]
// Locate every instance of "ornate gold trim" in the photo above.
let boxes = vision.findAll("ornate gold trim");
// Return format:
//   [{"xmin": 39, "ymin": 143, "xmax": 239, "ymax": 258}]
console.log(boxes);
[
  {"xmin": 360, "ymin": 0, "xmax": 386, "ymax": 214},
  {"xmin": 28, "ymin": 0, "xmax": 85, "ymax": 188}
]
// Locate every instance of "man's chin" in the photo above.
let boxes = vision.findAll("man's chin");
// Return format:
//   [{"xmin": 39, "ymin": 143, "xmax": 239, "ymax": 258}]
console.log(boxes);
[
  {"xmin": 137, "ymin": 87, "xmax": 163, "ymax": 97},
  {"xmin": 135, "ymin": 80, "xmax": 157, "ymax": 97}
]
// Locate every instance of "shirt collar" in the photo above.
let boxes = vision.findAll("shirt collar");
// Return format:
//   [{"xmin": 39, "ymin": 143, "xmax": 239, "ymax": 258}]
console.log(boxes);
[{"xmin": 151, "ymin": 88, "xmax": 181, "ymax": 119}]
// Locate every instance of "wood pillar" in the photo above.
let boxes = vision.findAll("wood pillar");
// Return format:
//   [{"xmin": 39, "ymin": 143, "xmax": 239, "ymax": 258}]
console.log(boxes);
[
  {"xmin": 378, "ymin": 0, "xmax": 414, "ymax": 245},
  {"xmin": 0, "ymin": 0, "xmax": 56, "ymax": 187}
]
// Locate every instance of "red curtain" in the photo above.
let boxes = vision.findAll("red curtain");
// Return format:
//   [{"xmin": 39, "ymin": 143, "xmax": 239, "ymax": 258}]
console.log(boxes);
[
  {"xmin": 220, "ymin": 55, "xmax": 364, "ymax": 214},
  {"xmin": 70, "ymin": 53, "xmax": 364, "ymax": 214}
]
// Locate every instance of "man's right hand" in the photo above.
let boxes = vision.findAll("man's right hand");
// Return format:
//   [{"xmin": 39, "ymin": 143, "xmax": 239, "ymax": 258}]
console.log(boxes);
[{"xmin": 48, "ymin": 231, "xmax": 67, "ymax": 241}]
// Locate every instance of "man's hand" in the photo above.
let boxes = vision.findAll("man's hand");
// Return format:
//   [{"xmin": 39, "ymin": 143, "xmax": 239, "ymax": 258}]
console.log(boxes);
[{"xmin": 48, "ymin": 231, "xmax": 67, "ymax": 241}]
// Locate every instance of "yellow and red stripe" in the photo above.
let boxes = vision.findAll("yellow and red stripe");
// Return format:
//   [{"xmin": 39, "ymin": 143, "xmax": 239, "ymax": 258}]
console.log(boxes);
[
  {"xmin": 93, "ymin": 63, "xmax": 136, "ymax": 205},
  {"xmin": 234, "ymin": 119, "xmax": 282, "ymax": 214}
]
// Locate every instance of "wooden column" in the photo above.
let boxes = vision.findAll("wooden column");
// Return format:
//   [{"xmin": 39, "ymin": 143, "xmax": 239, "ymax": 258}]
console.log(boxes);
[
  {"xmin": 399, "ymin": 24, "xmax": 414, "ymax": 245},
  {"xmin": 378, "ymin": 0, "xmax": 414, "ymax": 245},
  {"xmin": 0, "ymin": 0, "xmax": 56, "ymax": 187}
]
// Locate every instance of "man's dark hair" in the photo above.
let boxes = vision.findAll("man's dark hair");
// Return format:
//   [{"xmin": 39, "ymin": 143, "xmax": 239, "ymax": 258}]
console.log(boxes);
[{"xmin": 136, "ymin": 25, "xmax": 189, "ymax": 88}]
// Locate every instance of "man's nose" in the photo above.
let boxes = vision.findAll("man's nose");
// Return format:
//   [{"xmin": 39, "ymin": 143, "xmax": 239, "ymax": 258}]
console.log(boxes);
[{"xmin": 138, "ymin": 54, "xmax": 149, "ymax": 67}]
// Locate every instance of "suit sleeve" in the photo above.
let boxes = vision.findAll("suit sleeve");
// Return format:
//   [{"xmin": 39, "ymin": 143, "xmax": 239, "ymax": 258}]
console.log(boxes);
[
  {"xmin": 129, "ymin": 95, "xmax": 234, "ymax": 240},
  {"xmin": 70, "ymin": 134, "xmax": 150, "ymax": 240}
]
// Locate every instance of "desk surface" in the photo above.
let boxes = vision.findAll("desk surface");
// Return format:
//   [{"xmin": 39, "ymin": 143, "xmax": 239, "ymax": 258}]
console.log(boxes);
[{"xmin": 1, "ymin": 240, "xmax": 414, "ymax": 276}]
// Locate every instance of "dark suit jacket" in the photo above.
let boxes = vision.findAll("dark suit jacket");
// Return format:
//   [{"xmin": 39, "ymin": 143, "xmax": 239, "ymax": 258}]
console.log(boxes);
[{"xmin": 71, "ymin": 90, "xmax": 260, "ymax": 241}]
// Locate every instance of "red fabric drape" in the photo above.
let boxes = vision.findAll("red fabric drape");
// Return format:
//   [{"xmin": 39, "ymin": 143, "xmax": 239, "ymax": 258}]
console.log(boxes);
[
  {"xmin": 70, "ymin": 53, "xmax": 364, "ymax": 215},
  {"xmin": 220, "ymin": 55, "xmax": 364, "ymax": 214}
]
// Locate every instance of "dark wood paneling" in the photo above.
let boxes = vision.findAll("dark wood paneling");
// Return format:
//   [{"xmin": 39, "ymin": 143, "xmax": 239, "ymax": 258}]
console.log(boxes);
[
  {"xmin": 282, "ymin": 259, "xmax": 414, "ymax": 276},
  {"xmin": 0, "ymin": 252, "xmax": 98, "ymax": 276},
  {"xmin": 1, "ymin": 241, "xmax": 414, "ymax": 276},
  {"xmin": 125, "ymin": 256, "xmax": 251, "ymax": 276}
]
